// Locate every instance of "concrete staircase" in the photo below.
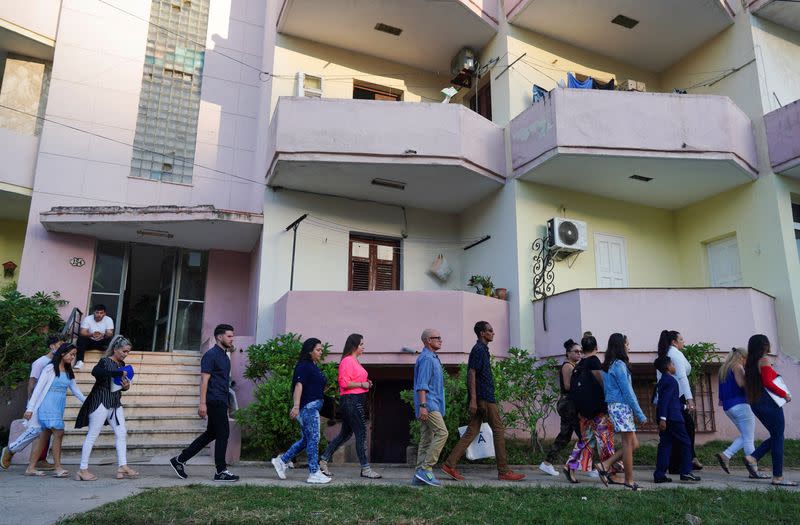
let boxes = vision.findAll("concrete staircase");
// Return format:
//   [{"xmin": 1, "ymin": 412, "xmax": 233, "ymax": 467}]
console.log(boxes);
[{"xmin": 62, "ymin": 350, "xmax": 206, "ymax": 462}]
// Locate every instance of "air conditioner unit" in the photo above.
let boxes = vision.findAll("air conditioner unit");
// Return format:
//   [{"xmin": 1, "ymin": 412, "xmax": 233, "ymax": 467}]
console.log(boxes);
[
  {"xmin": 547, "ymin": 217, "xmax": 587, "ymax": 253},
  {"xmin": 450, "ymin": 47, "xmax": 477, "ymax": 88}
]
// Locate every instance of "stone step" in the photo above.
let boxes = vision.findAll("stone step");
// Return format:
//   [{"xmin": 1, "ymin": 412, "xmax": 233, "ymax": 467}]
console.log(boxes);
[
  {"xmin": 67, "ymin": 393, "xmax": 199, "ymax": 405},
  {"xmin": 73, "ymin": 371, "xmax": 201, "ymax": 384},
  {"xmin": 72, "ymin": 381, "xmax": 198, "ymax": 395},
  {"xmin": 61, "ymin": 428, "xmax": 207, "ymax": 447},
  {"xmin": 64, "ymin": 402, "xmax": 200, "ymax": 418},
  {"xmin": 74, "ymin": 364, "xmax": 202, "ymax": 377},
  {"xmin": 77, "ymin": 350, "xmax": 202, "ymax": 365}
]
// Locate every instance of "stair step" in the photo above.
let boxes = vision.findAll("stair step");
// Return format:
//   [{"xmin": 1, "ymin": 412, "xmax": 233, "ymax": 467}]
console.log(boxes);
[
  {"xmin": 72, "ymin": 382, "xmax": 199, "ymax": 395},
  {"xmin": 65, "ymin": 402, "xmax": 201, "ymax": 418},
  {"xmin": 77, "ymin": 350, "xmax": 202, "ymax": 365},
  {"xmin": 74, "ymin": 372, "xmax": 201, "ymax": 384},
  {"xmin": 62, "ymin": 429, "xmax": 209, "ymax": 447}
]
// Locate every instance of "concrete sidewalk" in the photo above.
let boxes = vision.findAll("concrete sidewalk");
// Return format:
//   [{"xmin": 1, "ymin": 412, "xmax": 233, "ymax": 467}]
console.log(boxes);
[{"xmin": 0, "ymin": 461, "xmax": 796, "ymax": 525}]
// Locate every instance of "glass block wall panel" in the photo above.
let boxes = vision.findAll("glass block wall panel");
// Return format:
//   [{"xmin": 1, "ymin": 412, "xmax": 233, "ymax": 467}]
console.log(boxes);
[{"xmin": 130, "ymin": 0, "xmax": 210, "ymax": 184}]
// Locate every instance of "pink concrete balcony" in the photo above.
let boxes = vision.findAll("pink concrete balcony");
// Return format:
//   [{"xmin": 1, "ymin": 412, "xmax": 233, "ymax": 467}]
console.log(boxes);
[
  {"xmin": 765, "ymin": 98, "xmax": 800, "ymax": 178},
  {"xmin": 277, "ymin": 0, "xmax": 498, "ymax": 72},
  {"xmin": 273, "ymin": 291, "xmax": 510, "ymax": 366},
  {"xmin": 533, "ymin": 288, "xmax": 779, "ymax": 361},
  {"xmin": 510, "ymin": 89, "xmax": 758, "ymax": 209},
  {"xmin": 506, "ymin": 0, "xmax": 733, "ymax": 71},
  {"xmin": 749, "ymin": 0, "xmax": 800, "ymax": 32},
  {"xmin": 267, "ymin": 97, "xmax": 506, "ymax": 212}
]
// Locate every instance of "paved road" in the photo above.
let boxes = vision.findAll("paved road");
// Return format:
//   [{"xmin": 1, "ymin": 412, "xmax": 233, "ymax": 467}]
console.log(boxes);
[{"xmin": 0, "ymin": 460, "xmax": 795, "ymax": 525}]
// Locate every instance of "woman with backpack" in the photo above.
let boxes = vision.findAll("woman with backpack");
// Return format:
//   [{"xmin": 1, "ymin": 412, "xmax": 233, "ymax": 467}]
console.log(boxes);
[
  {"xmin": 563, "ymin": 333, "xmax": 621, "ymax": 484},
  {"xmin": 538, "ymin": 338, "xmax": 582, "ymax": 476},
  {"xmin": 656, "ymin": 330, "xmax": 703, "ymax": 472},
  {"xmin": 596, "ymin": 333, "xmax": 647, "ymax": 491}
]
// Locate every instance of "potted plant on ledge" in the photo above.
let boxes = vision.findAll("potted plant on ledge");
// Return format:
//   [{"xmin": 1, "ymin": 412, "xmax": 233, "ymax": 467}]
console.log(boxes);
[{"xmin": 468, "ymin": 275, "xmax": 494, "ymax": 297}]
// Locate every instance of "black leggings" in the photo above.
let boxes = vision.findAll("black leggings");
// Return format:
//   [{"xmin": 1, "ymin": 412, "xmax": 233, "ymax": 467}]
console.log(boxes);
[{"xmin": 320, "ymin": 393, "xmax": 369, "ymax": 467}]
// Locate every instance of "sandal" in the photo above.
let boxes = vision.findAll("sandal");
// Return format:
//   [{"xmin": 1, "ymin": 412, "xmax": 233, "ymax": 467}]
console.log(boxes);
[
  {"xmin": 607, "ymin": 475, "xmax": 625, "ymax": 485},
  {"xmin": 53, "ymin": 469, "xmax": 70, "ymax": 478},
  {"xmin": 24, "ymin": 470, "xmax": 46, "ymax": 477},
  {"xmin": 744, "ymin": 459, "xmax": 767, "ymax": 479},
  {"xmin": 562, "ymin": 467, "xmax": 579, "ymax": 484},
  {"xmin": 595, "ymin": 463, "xmax": 610, "ymax": 487},
  {"xmin": 771, "ymin": 480, "xmax": 797, "ymax": 487},
  {"xmin": 623, "ymin": 482, "xmax": 641, "ymax": 491},
  {"xmin": 716, "ymin": 453, "xmax": 730, "ymax": 474},
  {"xmin": 116, "ymin": 466, "xmax": 139, "ymax": 479},
  {"xmin": 75, "ymin": 470, "xmax": 97, "ymax": 481}
]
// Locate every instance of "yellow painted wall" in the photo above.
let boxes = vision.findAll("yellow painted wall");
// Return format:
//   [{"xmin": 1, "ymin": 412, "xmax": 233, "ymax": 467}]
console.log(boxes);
[
  {"xmin": 270, "ymin": 35, "xmax": 446, "ymax": 116},
  {"xmin": 0, "ymin": 218, "xmax": 26, "ymax": 285},
  {"xmin": 505, "ymin": 27, "xmax": 662, "ymax": 124}
]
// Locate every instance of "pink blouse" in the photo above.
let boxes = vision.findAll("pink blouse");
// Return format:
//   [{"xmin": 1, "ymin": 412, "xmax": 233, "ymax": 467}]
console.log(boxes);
[{"xmin": 338, "ymin": 355, "xmax": 369, "ymax": 395}]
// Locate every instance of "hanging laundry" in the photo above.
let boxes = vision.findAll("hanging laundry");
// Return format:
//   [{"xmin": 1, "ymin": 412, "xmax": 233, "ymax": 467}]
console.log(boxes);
[
  {"xmin": 592, "ymin": 77, "xmax": 616, "ymax": 90},
  {"xmin": 567, "ymin": 72, "xmax": 593, "ymax": 89},
  {"xmin": 532, "ymin": 84, "xmax": 549, "ymax": 103}
]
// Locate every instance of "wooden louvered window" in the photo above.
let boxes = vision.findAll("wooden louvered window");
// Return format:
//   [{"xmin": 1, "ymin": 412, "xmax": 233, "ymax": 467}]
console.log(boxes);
[{"xmin": 349, "ymin": 236, "xmax": 400, "ymax": 291}]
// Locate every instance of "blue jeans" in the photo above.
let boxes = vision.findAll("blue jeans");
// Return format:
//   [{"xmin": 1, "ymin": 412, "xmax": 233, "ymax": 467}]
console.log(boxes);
[
  {"xmin": 751, "ymin": 394, "xmax": 784, "ymax": 477},
  {"xmin": 281, "ymin": 399, "xmax": 322, "ymax": 474},
  {"xmin": 320, "ymin": 393, "xmax": 369, "ymax": 468},
  {"xmin": 723, "ymin": 402, "xmax": 756, "ymax": 458}
]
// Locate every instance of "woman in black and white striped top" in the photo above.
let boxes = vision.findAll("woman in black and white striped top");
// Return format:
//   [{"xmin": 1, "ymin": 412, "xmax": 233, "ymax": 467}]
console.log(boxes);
[{"xmin": 74, "ymin": 336, "xmax": 137, "ymax": 481}]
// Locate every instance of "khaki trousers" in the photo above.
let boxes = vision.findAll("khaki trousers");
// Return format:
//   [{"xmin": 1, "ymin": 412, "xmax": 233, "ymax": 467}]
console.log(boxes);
[
  {"xmin": 444, "ymin": 400, "xmax": 509, "ymax": 473},
  {"xmin": 415, "ymin": 411, "xmax": 448, "ymax": 470}
]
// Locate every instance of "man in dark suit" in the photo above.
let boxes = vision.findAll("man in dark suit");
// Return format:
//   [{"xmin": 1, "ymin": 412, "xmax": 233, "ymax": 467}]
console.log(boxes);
[{"xmin": 654, "ymin": 356, "xmax": 701, "ymax": 483}]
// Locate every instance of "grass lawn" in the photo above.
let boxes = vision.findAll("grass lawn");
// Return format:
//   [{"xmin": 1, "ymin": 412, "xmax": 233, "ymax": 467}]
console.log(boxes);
[{"xmin": 59, "ymin": 485, "xmax": 799, "ymax": 525}]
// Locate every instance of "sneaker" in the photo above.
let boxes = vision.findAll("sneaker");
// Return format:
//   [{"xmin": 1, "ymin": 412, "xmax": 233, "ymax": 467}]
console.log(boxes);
[
  {"xmin": 1, "ymin": 447, "xmax": 12, "ymax": 470},
  {"xmin": 414, "ymin": 468, "xmax": 441, "ymax": 487},
  {"xmin": 74, "ymin": 361, "xmax": 83, "ymax": 370},
  {"xmin": 411, "ymin": 475, "xmax": 426, "ymax": 486},
  {"xmin": 35, "ymin": 460, "xmax": 55, "ymax": 471},
  {"xmin": 271, "ymin": 457, "xmax": 287, "ymax": 480},
  {"xmin": 169, "ymin": 456, "xmax": 188, "ymax": 479},
  {"xmin": 319, "ymin": 459, "xmax": 332, "ymax": 476},
  {"xmin": 213, "ymin": 470, "xmax": 239, "ymax": 482},
  {"xmin": 361, "ymin": 466, "xmax": 382, "ymax": 479},
  {"xmin": 654, "ymin": 476, "xmax": 673, "ymax": 484},
  {"xmin": 538, "ymin": 462, "xmax": 559, "ymax": 477},
  {"xmin": 307, "ymin": 470, "xmax": 332, "ymax": 484},
  {"xmin": 680, "ymin": 473, "xmax": 701, "ymax": 482},
  {"xmin": 441, "ymin": 464, "xmax": 465, "ymax": 481},
  {"xmin": 287, "ymin": 460, "xmax": 295, "ymax": 469},
  {"xmin": 498, "ymin": 470, "xmax": 526, "ymax": 481},
  {"xmin": 587, "ymin": 469, "xmax": 600, "ymax": 478}
]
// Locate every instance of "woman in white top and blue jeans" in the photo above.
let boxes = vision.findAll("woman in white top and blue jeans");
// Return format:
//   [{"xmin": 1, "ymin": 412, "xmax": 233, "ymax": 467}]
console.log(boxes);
[{"xmin": 656, "ymin": 330, "xmax": 703, "ymax": 472}]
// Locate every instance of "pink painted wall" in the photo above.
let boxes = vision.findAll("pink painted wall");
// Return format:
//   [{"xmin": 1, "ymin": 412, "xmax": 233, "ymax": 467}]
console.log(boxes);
[
  {"xmin": 510, "ymin": 89, "xmax": 758, "ymax": 177},
  {"xmin": 202, "ymin": 250, "xmax": 255, "ymax": 347},
  {"xmin": 458, "ymin": 0, "xmax": 499, "ymax": 26},
  {"xmin": 269, "ymin": 98, "xmax": 507, "ymax": 180},
  {"xmin": 274, "ymin": 290, "xmax": 510, "ymax": 365},
  {"xmin": 765, "ymin": 98, "xmax": 800, "ymax": 173}
]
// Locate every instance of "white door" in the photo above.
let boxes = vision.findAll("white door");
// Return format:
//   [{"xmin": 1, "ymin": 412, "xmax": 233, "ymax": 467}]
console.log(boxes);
[
  {"xmin": 707, "ymin": 237, "xmax": 743, "ymax": 287},
  {"xmin": 594, "ymin": 233, "xmax": 629, "ymax": 288}
]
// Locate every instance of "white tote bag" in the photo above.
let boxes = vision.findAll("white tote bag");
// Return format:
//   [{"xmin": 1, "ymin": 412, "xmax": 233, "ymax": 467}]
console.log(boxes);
[
  {"xmin": 766, "ymin": 376, "xmax": 791, "ymax": 408},
  {"xmin": 429, "ymin": 254, "xmax": 453, "ymax": 282},
  {"xmin": 458, "ymin": 422, "xmax": 495, "ymax": 460}
]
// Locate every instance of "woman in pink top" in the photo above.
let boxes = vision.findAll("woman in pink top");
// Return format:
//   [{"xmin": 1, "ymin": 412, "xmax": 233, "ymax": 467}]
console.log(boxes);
[{"xmin": 318, "ymin": 334, "xmax": 381, "ymax": 479}]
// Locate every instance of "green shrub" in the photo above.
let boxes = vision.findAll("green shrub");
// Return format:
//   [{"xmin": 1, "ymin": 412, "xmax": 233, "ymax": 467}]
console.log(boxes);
[
  {"xmin": 234, "ymin": 333, "xmax": 338, "ymax": 458},
  {"xmin": 682, "ymin": 341, "xmax": 721, "ymax": 385},
  {"xmin": 0, "ymin": 284, "xmax": 65, "ymax": 388}
]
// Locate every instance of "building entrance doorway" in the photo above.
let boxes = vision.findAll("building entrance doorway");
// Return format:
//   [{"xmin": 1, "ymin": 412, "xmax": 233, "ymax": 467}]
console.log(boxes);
[{"xmin": 89, "ymin": 241, "xmax": 207, "ymax": 351}]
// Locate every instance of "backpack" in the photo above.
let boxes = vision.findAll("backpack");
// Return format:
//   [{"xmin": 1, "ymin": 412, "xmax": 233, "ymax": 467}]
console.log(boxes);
[{"xmin": 568, "ymin": 359, "xmax": 606, "ymax": 419}]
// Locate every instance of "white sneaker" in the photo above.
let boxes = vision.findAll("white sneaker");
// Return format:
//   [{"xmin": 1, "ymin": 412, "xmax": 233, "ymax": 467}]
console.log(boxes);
[
  {"xmin": 587, "ymin": 469, "xmax": 600, "ymax": 478},
  {"xmin": 538, "ymin": 462, "xmax": 559, "ymax": 476},
  {"xmin": 271, "ymin": 457, "xmax": 287, "ymax": 480},
  {"xmin": 307, "ymin": 470, "xmax": 332, "ymax": 484},
  {"xmin": 286, "ymin": 460, "xmax": 295, "ymax": 469},
  {"xmin": 74, "ymin": 361, "xmax": 83, "ymax": 370}
]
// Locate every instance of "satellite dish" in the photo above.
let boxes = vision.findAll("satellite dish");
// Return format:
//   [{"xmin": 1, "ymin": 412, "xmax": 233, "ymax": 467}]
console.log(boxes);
[{"xmin": 558, "ymin": 221, "xmax": 579, "ymax": 246}]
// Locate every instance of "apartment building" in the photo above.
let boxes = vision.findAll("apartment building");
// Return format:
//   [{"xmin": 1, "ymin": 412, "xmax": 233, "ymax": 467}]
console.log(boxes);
[{"xmin": 1, "ymin": 0, "xmax": 799, "ymax": 462}]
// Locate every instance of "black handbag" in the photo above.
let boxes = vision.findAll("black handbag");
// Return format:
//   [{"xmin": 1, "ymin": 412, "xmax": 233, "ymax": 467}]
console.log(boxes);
[{"xmin": 320, "ymin": 395, "xmax": 337, "ymax": 420}]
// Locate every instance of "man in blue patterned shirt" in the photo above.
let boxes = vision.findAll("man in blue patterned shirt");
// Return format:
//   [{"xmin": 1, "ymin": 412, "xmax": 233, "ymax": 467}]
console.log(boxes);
[
  {"xmin": 412, "ymin": 328, "xmax": 448, "ymax": 486},
  {"xmin": 441, "ymin": 321, "xmax": 525, "ymax": 482}
]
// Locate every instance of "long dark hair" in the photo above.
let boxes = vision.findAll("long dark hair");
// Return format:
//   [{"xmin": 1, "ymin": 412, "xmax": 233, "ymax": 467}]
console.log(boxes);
[
  {"xmin": 299, "ymin": 338, "xmax": 322, "ymax": 362},
  {"xmin": 342, "ymin": 333, "xmax": 363, "ymax": 358},
  {"xmin": 603, "ymin": 333, "xmax": 629, "ymax": 371},
  {"xmin": 744, "ymin": 334, "xmax": 770, "ymax": 403},
  {"xmin": 52, "ymin": 343, "xmax": 76, "ymax": 380},
  {"xmin": 657, "ymin": 330, "xmax": 680, "ymax": 358},
  {"xmin": 581, "ymin": 331, "xmax": 597, "ymax": 354}
]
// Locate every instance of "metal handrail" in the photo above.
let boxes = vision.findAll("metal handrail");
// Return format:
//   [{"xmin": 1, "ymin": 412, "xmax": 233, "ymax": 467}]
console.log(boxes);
[{"xmin": 59, "ymin": 307, "xmax": 83, "ymax": 342}]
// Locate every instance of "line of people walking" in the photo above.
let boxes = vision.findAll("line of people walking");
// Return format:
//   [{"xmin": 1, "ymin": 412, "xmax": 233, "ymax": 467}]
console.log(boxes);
[{"xmin": 542, "ymin": 330, "xmax": 794, "ymax": 489}]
